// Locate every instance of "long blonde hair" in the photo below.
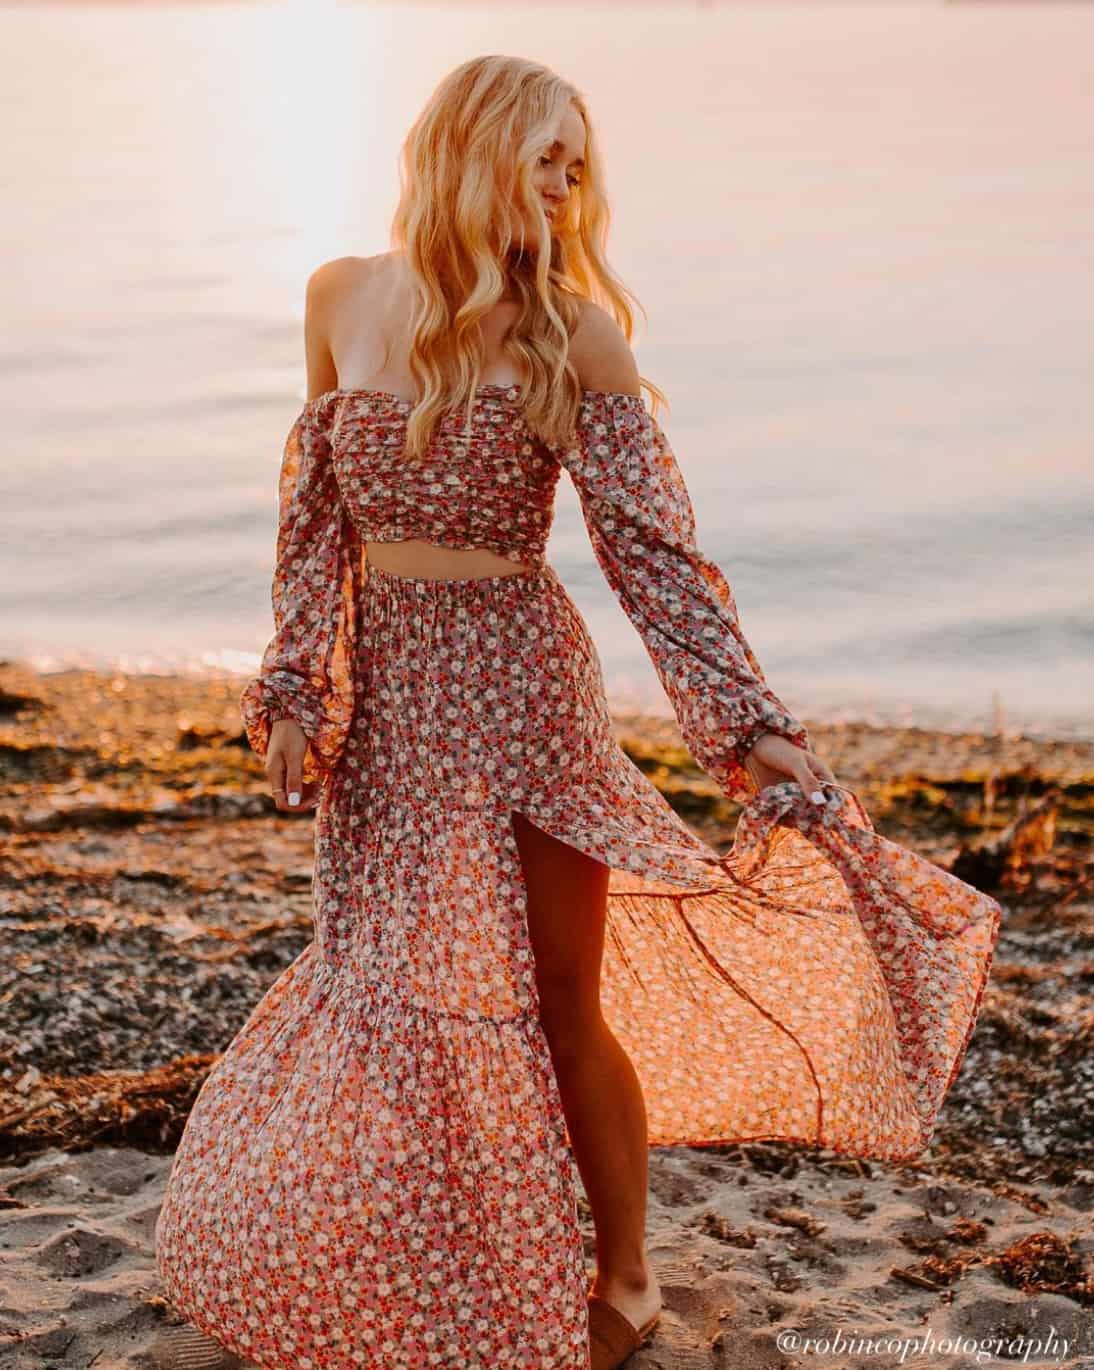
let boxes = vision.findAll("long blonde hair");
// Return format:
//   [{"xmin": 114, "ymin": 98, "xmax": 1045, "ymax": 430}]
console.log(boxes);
[{"xmin": 389, "ymin": 54, "xmax": 666, "ymax": 459}]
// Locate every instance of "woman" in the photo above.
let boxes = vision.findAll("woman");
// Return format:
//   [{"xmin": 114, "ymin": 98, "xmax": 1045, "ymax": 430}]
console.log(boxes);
[{"xmin": 154, "ymin": 55, "xmax": 1002, "ymax": 1370}]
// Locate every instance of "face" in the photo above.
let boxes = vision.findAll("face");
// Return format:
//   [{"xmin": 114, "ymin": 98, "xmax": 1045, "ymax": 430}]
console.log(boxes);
[{"xmin": 525, "ymin": 100, "xmax": 586, "ymax": 237}]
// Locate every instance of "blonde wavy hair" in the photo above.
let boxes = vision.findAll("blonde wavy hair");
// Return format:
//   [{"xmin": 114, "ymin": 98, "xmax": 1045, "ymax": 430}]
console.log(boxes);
[{"xmin": 389, "ymin": 54, "xmax": 666, "ymax": 459}]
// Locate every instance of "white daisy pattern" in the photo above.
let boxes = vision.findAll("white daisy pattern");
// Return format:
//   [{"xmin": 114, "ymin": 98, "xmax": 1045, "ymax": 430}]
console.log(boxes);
[{"xmin": 155, "ymin": 384, "xmax": 1003, "ymax": 1368}]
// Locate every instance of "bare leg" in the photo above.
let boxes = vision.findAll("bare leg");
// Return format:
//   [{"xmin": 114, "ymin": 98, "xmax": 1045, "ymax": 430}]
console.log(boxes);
[{"xmin": 511, "ymin": 811, "xmax": 662, "ymax": 1334}]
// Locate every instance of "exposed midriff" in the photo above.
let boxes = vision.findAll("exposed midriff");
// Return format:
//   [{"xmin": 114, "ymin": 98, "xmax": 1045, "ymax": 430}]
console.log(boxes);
[{"xmin": 364, "ymin": 538, "xmax": 534, "ymax": 580}]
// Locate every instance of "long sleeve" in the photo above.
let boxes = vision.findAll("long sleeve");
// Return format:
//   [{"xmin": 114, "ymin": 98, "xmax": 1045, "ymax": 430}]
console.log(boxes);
[
  {"xmin": 562, "ymin": 391, "xmax": 810, "ymax": 805},
  {"xmin": 239, "ymin": 394, "xmax": 363, "ymax": 786}
]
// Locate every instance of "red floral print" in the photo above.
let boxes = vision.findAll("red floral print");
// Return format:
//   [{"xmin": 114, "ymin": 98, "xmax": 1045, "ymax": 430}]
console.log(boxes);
[{"xmin": 155, "ymin": 384, "xmax": 1002, "ymax": 1369}]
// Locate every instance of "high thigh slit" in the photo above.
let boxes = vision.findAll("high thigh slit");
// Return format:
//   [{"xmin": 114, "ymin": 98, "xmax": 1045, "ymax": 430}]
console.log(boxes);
[{"xmin": 154, "ymin": 384, "xmax": 1003, "ymax": 1370}]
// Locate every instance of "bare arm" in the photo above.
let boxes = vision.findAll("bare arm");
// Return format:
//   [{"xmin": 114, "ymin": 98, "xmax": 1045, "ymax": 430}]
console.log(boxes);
[
  {"xmin": 570, "ymin": 300, "xmax": 643, "ymax": 397},
  {"xmin": 303, "ymin": 260, "xmax": 343, "ymax": 402}
]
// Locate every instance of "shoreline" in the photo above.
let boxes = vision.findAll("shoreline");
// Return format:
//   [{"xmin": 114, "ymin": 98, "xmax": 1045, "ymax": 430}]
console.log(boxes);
[
  {"xmin": 1, "ymin": 657, "xmax": 1091, "ymax": 1181},
  {"xmin": 1, "ymin": 659, "xmax": 1092, "ymax": 1365}
]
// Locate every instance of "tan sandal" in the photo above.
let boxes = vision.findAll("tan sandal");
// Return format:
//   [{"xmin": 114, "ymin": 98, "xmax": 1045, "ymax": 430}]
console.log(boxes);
[{"xmin": 586, "ymin": 1292, "xmax": 661, "ymax": 1370}]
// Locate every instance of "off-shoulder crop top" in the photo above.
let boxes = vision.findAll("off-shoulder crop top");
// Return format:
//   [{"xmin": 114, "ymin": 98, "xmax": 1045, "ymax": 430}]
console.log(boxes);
[
  {"xmin": 326, "ymin": 382, "xmax": 559, "ymax": 567},
  {"xmin": 239, "ymin": 382, "xmax": 812, "ymax": 802}
]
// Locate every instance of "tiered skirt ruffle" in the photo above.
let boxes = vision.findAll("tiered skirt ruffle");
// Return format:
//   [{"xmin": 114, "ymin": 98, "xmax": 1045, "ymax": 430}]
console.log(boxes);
[{"xmin": 156, "ymin": 560, "xmax": 1001, "ymax": 1369}]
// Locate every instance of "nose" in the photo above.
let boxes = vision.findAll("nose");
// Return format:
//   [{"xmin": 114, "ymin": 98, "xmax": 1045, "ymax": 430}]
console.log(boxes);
[{"xmin": 547, "ymin": 165, "xmax": 570, "ymax": 197}]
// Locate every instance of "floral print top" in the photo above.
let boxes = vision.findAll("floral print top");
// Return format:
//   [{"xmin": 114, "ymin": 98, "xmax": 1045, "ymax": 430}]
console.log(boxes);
[
  {"xmin": 156, "ymin": 380, "xmax": 1005, "ymax": 1370},
  {"xmin": 240, "ymin": 385, "xmax": 809, "ymax": 798}
]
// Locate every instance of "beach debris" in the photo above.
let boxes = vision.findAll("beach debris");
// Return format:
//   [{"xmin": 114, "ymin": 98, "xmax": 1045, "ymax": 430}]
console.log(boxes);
[
  {"xmin": 952, "ymin": 791, "xmax": 1059, "ymax": 889},
  {"xmin": 761, "ymin": 1203, "xmax": 827, "ymax": 1238},
  {"xmin": 983, "ymin": 1231, "xmax": 1094, "ymax": 1306},
  {"xmin": 696, "ymin": 1211, "xmax": 759, "ymax": 1247}
]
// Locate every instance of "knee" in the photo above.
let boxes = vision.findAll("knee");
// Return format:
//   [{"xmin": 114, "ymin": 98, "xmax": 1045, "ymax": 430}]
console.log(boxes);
[{"xmin": 536, "ymin": 976, "xmax": 602, "ymax": 1062}]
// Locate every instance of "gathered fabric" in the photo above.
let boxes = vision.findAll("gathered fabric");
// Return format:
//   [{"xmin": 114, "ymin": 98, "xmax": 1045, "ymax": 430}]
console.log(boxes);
[{"xmin": 157, "ymin": 383, "xmax": 1002, "ymax": 1369}]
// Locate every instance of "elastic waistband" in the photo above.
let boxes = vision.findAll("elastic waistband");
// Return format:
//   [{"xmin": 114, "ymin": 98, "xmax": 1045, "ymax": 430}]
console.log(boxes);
[{"xmin": 363, "ymin": 558, "xmax": 559, "ymax": 593}]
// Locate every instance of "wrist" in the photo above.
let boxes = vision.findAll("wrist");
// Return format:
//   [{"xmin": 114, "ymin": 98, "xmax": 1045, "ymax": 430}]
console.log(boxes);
[{"xmin": 737, "ymin": 723, "xmax": 773, "ymax": 765}]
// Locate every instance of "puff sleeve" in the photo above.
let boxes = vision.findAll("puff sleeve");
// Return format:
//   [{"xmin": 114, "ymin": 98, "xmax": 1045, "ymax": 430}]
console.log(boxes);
[
  {"xmin": 239, "ymin": 394, "xmax": 363, "ymax": 785},
  {"xmin": 562, "ymin": 391, "xmax": 810, "ymax": 805}
]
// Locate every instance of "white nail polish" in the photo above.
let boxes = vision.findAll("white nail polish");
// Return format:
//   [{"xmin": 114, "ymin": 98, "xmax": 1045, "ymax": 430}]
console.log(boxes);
[
  {"xmin": 288, "ymin": 792, "xmax": 300, "ymax": 806},
  {"xmin": 810, "ymin": 790, "xmax": 826, "ymax": 805}
]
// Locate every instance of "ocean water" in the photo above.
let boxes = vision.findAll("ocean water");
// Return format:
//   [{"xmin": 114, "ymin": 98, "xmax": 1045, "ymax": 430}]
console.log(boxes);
[{"xmin": 2, "ymin": 1, "xmax": 1091, "ymax": 740}]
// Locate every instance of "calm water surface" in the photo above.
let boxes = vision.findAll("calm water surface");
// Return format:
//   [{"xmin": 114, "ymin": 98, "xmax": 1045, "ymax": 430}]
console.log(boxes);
[{"xmin": 2, "ymin": 2, "xmax": 1091, "ymax": 739}]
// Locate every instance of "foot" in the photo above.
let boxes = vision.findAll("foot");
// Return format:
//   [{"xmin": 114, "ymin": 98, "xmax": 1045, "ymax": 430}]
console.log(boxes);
[{"xmin": 588, "ymin": 1264, "xmax": 662, "ymax": 1339}]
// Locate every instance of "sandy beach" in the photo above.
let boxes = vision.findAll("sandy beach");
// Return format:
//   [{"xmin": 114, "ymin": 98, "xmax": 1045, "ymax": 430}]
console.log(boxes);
[{"xmin": 1, "ymin": 659, "xmax": 1091, "ymax": 1368}]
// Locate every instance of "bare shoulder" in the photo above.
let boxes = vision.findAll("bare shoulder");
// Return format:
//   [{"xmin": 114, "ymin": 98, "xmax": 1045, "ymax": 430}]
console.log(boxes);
[
  {"xmin": 305, "ymin": 254, "xmax": 382, "ymax": 308},
  {"xmin": 569, "ymin": 300, "xmax": 642, "ymax": 397},
  {"xmin": 302, "ymin": 256, "xmax": 391, "ymax": 400}
]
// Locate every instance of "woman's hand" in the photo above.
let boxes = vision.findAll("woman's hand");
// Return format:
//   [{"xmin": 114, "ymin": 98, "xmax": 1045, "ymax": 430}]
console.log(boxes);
[
  {"xmin": 266, "ymin": 718, "xmax": 319, "ymax": 813},
  {"xmin": 743, "ymin": 732, "xmax": 839, "ymax": 804}
]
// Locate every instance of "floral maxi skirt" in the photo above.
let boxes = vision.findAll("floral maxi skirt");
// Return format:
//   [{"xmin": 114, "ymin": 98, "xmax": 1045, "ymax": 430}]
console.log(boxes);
[{"xmin": 154, "ymin": 559, "xmax": 1002, "ymax": 1369}]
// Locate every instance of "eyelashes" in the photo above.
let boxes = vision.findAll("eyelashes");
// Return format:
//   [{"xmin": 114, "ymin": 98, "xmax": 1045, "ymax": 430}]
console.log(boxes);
[{"xmin": 537, "ymin": 155, "xmax": 582, "ymax": 189}]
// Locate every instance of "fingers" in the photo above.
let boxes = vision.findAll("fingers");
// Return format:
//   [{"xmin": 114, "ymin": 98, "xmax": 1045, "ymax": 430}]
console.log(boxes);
[
  {"xmin": 738, "ymin": 736, "xmax": 844, "ymax": 805},
  {"xmin": 791, "ymin": 753, "xmax": 829, "ymax": 805},
  {"xmin": 809, "ymin": 751, "xmax": 838, "ymax": 785},
  {"xmin": 283, "ymin": 753, "xmax": 303, "ymax": 810},
  {"xmin": 796, "ymin": 750, "xmax": 847, "ymax": 805},
  {"xmin": 270, "ymin": 782, "xmax": 316, "ymax": 813},
  {"xmin": 266, "ymin": 747, "xmax": 287, "ymax": 811},
  {"xmin": 266, "ymin": 746, "xmax": 305, "ymax": 812},
  {"xmin": 263, "ymin": 723, "xmax": 318, "ymax": 813}
]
